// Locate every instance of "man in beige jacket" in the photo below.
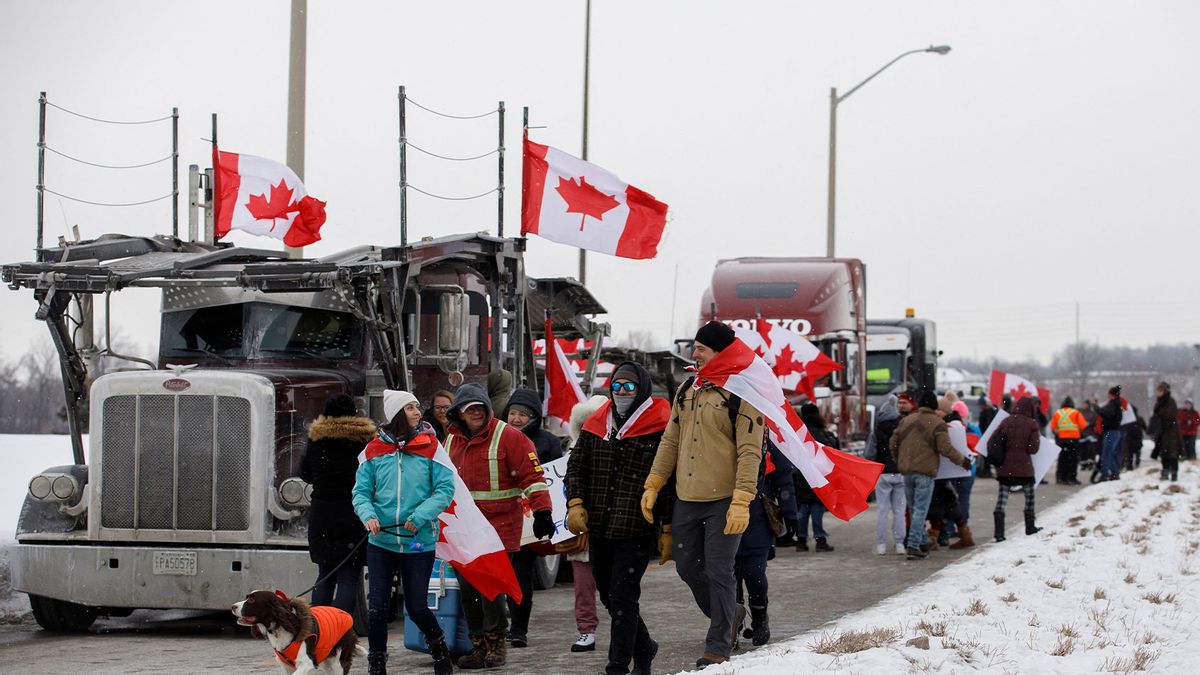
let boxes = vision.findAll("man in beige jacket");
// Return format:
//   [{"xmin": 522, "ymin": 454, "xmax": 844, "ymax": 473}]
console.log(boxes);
[
  {"xmin": 889, "ymin": 389, "xmax": 972, "ymax": 560},
  {"xmin": 642, "ymin": 321, "xmax": 764, "ymax": 669}
]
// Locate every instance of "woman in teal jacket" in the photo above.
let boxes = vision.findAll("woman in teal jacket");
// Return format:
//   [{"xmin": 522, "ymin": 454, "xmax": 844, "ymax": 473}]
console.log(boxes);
[{"xmin": 353, "ymin": 389, "xmax": 456, "ymax": 675}]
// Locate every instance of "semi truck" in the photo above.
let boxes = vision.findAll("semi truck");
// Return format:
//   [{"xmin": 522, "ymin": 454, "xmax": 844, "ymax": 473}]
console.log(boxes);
[
  {"xmin": 698, "ymin": 257, "xmax": 869, "ymax": 450},
  {"xmin": 865, "ymin": 314, "xmax": 939, "ymax": 407},
  {"xmin": 2, "ymin": 228, "xmax": 606, "ymax": 631}
]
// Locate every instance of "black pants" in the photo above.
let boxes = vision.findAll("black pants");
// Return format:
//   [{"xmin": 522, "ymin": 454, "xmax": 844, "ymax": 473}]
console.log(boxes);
[
  {"xmin": 1055, "ymin": 440, "xmax": 1080, "ymax": 483},
  {"xmin": 735, "ymin": 549, "xmax": 769, "ymax": 609},
  {"xmin": 311, "ymin": 561, "xmax": 363, "ymax": 614},
  {"xmin": 1162, "ymin": 456, "xmax": 1179, "ymax": 480},
  {"xmin": 1184, "ymin": 436, "xmax": 1196, "ymax": 460},
  {"xmin": 366, "ymin": 544, "xmax": 440, "ymax": 654},
  {"xmin": 592, "ymin": 534, "xmax": 657, "ymax": 675},
  {"xmin": 506, "ymin": 547, "xmax": 536, "ymax": 637}
]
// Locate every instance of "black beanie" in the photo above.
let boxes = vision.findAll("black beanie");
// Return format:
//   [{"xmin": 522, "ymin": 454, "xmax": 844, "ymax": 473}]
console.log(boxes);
[
  {"xmin": 324, "ymin": 393, "xmax": 357, "ymax": 417},
  {"xmin": 695, "ymin": 321, "xmax": 736, "ymax": 352},
  {"xmin": 918, "ymin": 390, "xmax": 938, "ymax": 410}
]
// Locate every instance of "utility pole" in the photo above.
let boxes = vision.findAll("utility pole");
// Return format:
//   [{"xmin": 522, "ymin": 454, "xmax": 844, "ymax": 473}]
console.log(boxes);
[
  {"xmin": 1075, "ymin": 301, "xmax": 1080, "ymax": 344},
  {"xmin": 284, "ymin": 0, "xmax": 307, "ymax": 259},
  {"xmin": 578, "ymin": 0, "xmax": 592, "ymax": 284}
]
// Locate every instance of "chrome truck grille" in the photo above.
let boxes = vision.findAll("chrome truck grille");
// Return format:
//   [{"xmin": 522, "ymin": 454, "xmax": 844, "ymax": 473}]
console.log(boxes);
[{"xmin": 99, "ymin": 394, "xmax": 252, "ymax": 531}]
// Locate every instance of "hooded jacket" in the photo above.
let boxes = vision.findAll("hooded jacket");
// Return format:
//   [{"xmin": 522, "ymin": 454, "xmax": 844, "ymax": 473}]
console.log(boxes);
[
  {"xmin": 890, "ymin": 407, "xmax": 968, "ymax": 477},
  {"xmin": 1152, "ymin": 393, "xmax": 1182, "ymax": 460},
  {"xmin": 446, "ymin": 383, "xmax": 551, "ymax": 551},
  {"xmin": 351, "ymin": 421, "xmax": 456, "ymax": 553},
  {"xmin": 301, "ymin": 414, "xmax": 377, "ymax": 567},
  {"xmin": 501, "ymin": 387, "xmax": 564, "ymax": 465},
  {"xmin": 871, "ymin": 397, "xmax": 902, "ymax": 474},
  {"xmin": 989, "ymin": 396, "xmax": 1041, "ymax": 481}
]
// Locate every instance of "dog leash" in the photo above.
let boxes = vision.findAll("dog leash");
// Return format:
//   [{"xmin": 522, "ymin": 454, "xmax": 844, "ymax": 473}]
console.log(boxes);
[{"xmin": 290, "ymin": 523, "xmax": 422, "ymax": 599}]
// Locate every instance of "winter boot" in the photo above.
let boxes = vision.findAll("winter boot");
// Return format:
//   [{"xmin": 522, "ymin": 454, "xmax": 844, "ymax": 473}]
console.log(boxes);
[
  {"xmin": 815, "ymin": 537, "xmax": 834, "ymax": 552},
  {"xmin": 429, "ymin": 634, "xmax": 454, "ymax": 675},
  {"xmin": 795, "ymin": 537, "xmax": 808, "ymax": 552},
  {"xmin": 368, "ymin": 651, "xmax": 388, "ymax": 675},
  {"xmin": 631, "ymin": 638, "xmax": 658, "ymax": 675},
  {"xmin": 747, "ymin": 604, "xmax": 770, "ymax": 646},
  {"xmin": 993, "ymin": 512, "xmax": 1006, "ymax": 542},
  {"xmin": 483, "ymin": 630, "xmax": 507, "ymax": 668},
  {"xmin": 926, "ymin": 528, "xmax": 940, "ymax": 551},
  {"xmin": 1024, "ymin": 510, "xmax": 1042, "ymax": 536},
  {"xmin": 456, "ymin": 636, "xmax": 488, "ymax": 670},
  {"xmin": 949, "ymin": 524, "xmax": 975, "ymax": 549}
]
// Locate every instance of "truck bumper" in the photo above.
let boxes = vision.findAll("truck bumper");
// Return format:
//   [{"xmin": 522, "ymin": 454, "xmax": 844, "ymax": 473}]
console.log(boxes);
[{"xmin": 12, "ymin": 544, "xmax": 319, "ymax": 610}]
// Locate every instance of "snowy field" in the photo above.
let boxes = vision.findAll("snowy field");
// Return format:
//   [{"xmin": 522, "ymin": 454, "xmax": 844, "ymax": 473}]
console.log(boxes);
[{"xmin": 688, "ymin": 462, "xmax": 1200, "ymax": 674}]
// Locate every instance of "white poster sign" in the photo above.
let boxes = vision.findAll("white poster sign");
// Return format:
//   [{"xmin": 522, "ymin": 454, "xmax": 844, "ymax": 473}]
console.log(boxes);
[{"xmin": 519, "ymin": 454, "xmax": 574, "ymax": 546}]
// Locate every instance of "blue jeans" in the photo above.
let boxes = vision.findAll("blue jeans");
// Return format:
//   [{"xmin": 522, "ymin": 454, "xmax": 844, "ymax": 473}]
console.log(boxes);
[
  {"xmin": 1101, "ymin": 431, "xmax": 1124, "ymax": 477},
  {"xmin": 366, "ymin": 543, "xmax": 440, "ymax": 654},
  {"xmin": 311, "ymin": 561, "xmax": 363, "ymax": 614},
  {"xmin": 953, "ymin": 474, "xmax": 975, "ymax": 526},
  {"xmin": 796, "ymin": 502, "xmax": 828, "ymax": 538},
  {"xmin": 903, "ymin": 473, "xmax": 935, "ymax": 548}
]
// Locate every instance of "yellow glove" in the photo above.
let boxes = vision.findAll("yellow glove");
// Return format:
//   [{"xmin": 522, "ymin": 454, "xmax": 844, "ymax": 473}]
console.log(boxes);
[
  {"xmin": 641, "ymin": 473, "xmax": 667, "ymax": 523},
  {"xmin": 723, "ymin": 489, "xmax": 755, "ymax": 535},
  {"xmin": 566, "ymin": 498, "xmax": 589, "ymax": 534},
  {"xmin": 657, "ymin": 525, "xmax": 673, "ymax": 565}
]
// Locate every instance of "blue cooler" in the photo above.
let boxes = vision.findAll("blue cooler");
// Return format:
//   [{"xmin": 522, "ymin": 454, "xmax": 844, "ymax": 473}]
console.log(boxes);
[{"xmin": 403, "ymin": 559, "xmax": 474, "ymax": 657}]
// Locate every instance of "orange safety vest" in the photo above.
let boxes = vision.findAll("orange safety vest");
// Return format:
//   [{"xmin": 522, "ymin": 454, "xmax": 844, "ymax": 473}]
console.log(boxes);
[
  {"xmin": 1051, "ymin": 407, "xmax": 1086, "ymax": 440},
  {"xmin": 274, "ymin": 605, "xmax": 355, "ymax": 668}
]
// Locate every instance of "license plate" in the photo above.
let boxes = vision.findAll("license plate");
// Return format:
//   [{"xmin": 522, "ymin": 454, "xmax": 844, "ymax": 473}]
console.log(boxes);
[{"xmin": 152, "ymin": 551, "xmax": 197, "ymax": 576}]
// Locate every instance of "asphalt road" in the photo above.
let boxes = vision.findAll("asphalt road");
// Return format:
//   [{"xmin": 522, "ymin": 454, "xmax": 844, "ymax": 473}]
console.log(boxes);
[{"xmin": 0, "ymin": 476, "xmax": 1081, "ymax": 674}]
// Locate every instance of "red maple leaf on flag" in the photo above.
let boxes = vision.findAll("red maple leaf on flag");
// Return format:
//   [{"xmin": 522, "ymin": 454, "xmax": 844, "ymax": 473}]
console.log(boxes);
[
  {"xmin": 774, "ymin": 343, "xmax": 804, "ymax": 378},
  {"xmin": 245, "ymin": 179, "xmax": 297, "ymax": 230},
  {"xmin": 556, "ymin": 176, "xmax": 619, "ymax": 231},
  {"xmin": 1009, "ymin": 382, "xmax": 1033, "ymax": 400}
]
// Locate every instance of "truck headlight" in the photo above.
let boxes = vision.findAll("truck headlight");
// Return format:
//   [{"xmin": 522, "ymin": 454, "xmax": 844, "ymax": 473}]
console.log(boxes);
[
  {"xmin": 279, "ymin": 478, "xmax": 312, "ymax": 508},
  {"xmin": 29, "ymin": 473, "xmax": 80, "ymax": 503}
]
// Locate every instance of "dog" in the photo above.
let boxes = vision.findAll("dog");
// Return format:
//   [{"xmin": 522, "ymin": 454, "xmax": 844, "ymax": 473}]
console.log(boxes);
[{"xmin": 232, "ymin": 590, "xmax": 365, "ymax": 674}]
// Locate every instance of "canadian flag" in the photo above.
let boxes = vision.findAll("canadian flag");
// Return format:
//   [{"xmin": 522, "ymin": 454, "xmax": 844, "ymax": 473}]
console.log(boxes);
[
  {"xmin": 430, "ymin": 444, "xmax": 523, "ymax": 603},
  {"xmin": 694, "ymin": 337, "xmax": 882, "ymax": 520},
  {"xmin": 988, "ymin": 369, "xmax": 1051, "ymax": 416},
  {"xmin": 543, "ymin": 319, "xmax": 587, "ymax": 432},
  {"xmin": 733, "ymin": 321, "xmax": 844, "ymax": 401},
  {"xmin": 522, "ymin": 138, "xmax": 668, "ymax": 259},
  {"xmin": 214, "ymin": 149, "xmax": 327, "ymax": 247}
]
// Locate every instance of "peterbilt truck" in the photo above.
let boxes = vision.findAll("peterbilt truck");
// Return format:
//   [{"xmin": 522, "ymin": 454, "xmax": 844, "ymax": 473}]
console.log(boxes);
[
  {"xmin": 698, "ymin": 257, "xmax": 869, "ymax": 450},
  {"xmin": 2, "ymin": 230, "xmax": 607, "ymax": 631}
]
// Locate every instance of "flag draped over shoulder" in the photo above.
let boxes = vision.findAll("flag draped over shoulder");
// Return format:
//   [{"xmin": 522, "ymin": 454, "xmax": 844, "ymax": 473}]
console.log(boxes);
[
  {"xmin": 522, "ymin": 138, "xmax": 668, "ymax": 259},
  {"xmin": 543, "ymin": 319, "xmax": 587, "ymax": 432},
  {"xmin": 213, "ymin": 148, "xmax": 326, "ymax": 246},
  {"xmin": 695, "ymin": 337, "xmax": 882, "ymax": 521}
]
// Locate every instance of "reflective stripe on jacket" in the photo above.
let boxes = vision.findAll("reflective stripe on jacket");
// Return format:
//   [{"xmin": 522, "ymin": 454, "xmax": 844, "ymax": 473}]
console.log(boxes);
[{"xmin": 1051, "ymin": 407, "xmax": 1086, "ymax": 440}]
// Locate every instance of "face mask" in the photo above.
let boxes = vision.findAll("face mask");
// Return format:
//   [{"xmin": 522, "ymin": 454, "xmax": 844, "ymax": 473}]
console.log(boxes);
[{"xmin": 613, "ymin": 394, "xmax": 636, "ymax": 416}]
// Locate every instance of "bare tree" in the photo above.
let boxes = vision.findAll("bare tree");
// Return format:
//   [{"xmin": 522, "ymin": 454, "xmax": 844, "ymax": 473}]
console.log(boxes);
[
  {"xmin": 617, "ymin": 329, "xmax": 660, "ymax": 351},
  {"xmin": 1060, "ymin": 341, "xmax": 1107, "ymax": 402}
]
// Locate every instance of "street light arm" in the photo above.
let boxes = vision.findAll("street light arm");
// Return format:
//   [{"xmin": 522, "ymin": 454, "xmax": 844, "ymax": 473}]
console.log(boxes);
[{"xmin": 837, "ymin": 49, "xmax": 929, "ymax": 105}]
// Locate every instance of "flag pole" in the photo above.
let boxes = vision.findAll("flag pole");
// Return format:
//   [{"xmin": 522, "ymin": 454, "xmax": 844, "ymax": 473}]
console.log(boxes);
[
  {"xmin": 521, "ymin": 106, "xmax": 529, "ymax": 241},
  {"xmin": 210, "ymin": 113, "xmax": 219, "ymax": 245},
  {"xmin": 399, "ymin": 85, "xmax": 408, "ymax": 248},
  {"xmin": 497, "ymin": 100, "xmax": 505, "ymax": 237},
  {"xmin": 578, "ymin": 0, "xmax": 592, "ymax": 285}
]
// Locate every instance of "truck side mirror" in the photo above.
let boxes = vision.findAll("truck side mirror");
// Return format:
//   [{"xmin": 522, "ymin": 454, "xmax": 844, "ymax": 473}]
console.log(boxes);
[{"xmin": 438, "ymin": 292, "xmax": 469, "ymax": 354}]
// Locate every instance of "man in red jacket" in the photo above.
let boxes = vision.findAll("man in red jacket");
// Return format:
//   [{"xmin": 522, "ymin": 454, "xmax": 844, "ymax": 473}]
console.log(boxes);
[
  {"xmin": 446, "ymin": 382, "xmax": 555, "ymax": 670},
  {"xmin": 1180, "ymin": 399, "xmax": 1199, "ymax": 461}
]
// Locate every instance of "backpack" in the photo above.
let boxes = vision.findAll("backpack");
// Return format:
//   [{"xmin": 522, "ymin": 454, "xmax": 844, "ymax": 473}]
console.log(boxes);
[{"xmin": 986, "ymin": 427, "xmax": 1007, "ymax": 467}]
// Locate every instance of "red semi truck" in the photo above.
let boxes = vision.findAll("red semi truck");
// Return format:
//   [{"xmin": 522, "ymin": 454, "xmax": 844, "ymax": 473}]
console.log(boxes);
[{"xmin": 699, "ymin": 257, "xmax": 869, "ymax": 451}]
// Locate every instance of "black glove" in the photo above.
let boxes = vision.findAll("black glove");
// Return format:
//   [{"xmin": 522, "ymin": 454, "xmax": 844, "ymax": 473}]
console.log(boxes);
[
  {"xmin": 532, "ymin": 510, "xmax": 555, "ymax": 539},
  {"xmin": 961, "ymin": 457, "xmax": 973, "ymax": 471}
]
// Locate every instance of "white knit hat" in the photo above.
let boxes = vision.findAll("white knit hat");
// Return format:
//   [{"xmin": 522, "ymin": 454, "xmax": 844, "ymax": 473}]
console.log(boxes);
[{"xmin": 383, "ymin": 389, "xmax": 419, "ymax": 423}]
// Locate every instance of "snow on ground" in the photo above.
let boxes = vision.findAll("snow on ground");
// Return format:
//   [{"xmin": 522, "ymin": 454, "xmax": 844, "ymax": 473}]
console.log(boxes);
[
  {"xmin": 687, "ymin": 463, "xmax": 1200, "ymax": 674},
  {"xmin": 0, "ymin": 434, "xmax": 77, "ymax": 624}
]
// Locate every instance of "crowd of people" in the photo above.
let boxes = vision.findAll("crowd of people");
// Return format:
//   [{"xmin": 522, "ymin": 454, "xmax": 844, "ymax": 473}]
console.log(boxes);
[{"xmin": 295, "ymin": 319, "xmax": 1197, "ymax": 674}]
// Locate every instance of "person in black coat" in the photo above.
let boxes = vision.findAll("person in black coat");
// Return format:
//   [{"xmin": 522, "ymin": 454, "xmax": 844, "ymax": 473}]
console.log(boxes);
[
  {"xmin": 793, "ymin": 404, "xmax": 838, "ymax": 553},
  {"xmin": 300, "ymin": 393, "xmax": 377, "ymax": 613},
  {"xmin": 734, "ymin": 441, "xmax": 796, "ymax": 647},
  {"xmin": 500, "ymin": 387, "xmax": 565, "ymax": 647}
]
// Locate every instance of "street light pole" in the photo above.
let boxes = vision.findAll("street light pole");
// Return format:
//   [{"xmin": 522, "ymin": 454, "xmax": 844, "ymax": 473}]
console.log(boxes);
[{"xmin": 825, "ymin": 45, "xmax": 950, "ymax": 258}]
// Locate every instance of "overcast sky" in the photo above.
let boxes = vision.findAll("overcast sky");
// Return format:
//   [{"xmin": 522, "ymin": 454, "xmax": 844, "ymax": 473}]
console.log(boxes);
[{"xmin": 2, "ymin": 0, "xmax": 1198, "ymax": 367}]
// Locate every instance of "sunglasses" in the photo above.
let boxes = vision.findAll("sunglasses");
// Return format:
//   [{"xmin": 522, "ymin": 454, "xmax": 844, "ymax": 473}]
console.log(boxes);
[{"xmin": 610, "ymin": 382, "xmax": 637, "ymax": 393}]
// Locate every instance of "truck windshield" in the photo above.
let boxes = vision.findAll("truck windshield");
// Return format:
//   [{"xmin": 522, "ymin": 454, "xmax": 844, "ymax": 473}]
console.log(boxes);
[
  {"xmin": 161, "ymin": 302, "xmax": 361, "ymax": 361},
  {"xmin": 866, "ymin": 351, "xmax": 906, "ymax": 395}
]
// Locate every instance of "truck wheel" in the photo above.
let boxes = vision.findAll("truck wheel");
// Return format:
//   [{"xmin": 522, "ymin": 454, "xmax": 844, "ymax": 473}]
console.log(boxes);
[
  {"xmin": 532, "ymin": 553, "xmax": 560, "ymax": 590},
  {"xmin": 29, "ymin": 594, "xmax": 99, "ymax": 632},
  {"xmin": 352, "ymin": 569, "xmax": 368, "ymax": 637}
]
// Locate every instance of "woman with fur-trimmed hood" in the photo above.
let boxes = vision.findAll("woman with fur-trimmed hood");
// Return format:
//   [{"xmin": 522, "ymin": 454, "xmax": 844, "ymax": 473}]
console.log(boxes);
[{"xmin": 300, "ymin": 394, "xmax": 376, "ymax": 613}]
